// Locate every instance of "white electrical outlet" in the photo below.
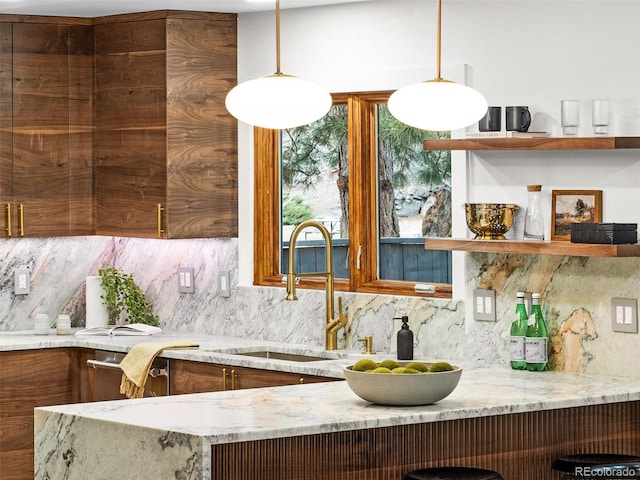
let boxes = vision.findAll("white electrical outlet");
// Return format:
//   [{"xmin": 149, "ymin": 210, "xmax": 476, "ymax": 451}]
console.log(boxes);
[
  {"xmin": 14, "ymin": 266, "xmax": 30, "ymax": 295},
  {"xmin": 611, "ymin": 298, "xmax": 638, "ymax": 333},
  {"xmin": 473, "ymin": 289, "xmax": 496, "ymax": 321}
]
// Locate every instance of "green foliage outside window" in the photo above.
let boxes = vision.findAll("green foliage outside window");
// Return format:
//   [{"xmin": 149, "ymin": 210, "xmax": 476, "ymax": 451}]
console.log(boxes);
[{"xmin": 282, "ymin": 197, "xmax": 313, "ymax": 226}]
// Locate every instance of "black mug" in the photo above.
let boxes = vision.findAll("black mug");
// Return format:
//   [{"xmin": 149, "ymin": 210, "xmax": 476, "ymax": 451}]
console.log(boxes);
[
  {"xmin": 478, "ymin": 106, "xmax": 501, "ymax": 132},
  {"xmin": 505, "ymin": 106, "xmax": 531, "ymax": 132}
]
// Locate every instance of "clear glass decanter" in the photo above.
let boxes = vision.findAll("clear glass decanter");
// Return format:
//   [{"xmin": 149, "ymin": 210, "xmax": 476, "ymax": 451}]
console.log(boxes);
[{"xmin": 523, "ymin": 184, "xmax": 544, "ymax": 240}]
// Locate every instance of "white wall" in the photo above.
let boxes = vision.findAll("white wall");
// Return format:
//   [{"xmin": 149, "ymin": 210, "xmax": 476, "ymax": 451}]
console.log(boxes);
[{"xmin": 237, "ymin": 0, "xmax": 640, "ymax": 286}]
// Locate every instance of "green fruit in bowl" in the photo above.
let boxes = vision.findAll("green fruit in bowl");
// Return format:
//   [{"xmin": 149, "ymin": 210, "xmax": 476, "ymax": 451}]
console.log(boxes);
[
  {"xmin": 391, "ymin": 367, "xmax": 418, "ymax": 374},
  {"xmin": 378, "ymin": 359, "xmax": 401, "ymax": 370},
  {"xmin": 352, "ymin": 358, "xmax": 378, "ymax": 372},
  {"xmin": 429, "ymin": 361, "xmax": 454, "ymax": 372},
  {"xmin": 405, "ymin": 361, "xmax": 429, "ymax": 372},
  {"xmin": 370, "ymin": 367, "xmax": 392, "ymax": 373}
]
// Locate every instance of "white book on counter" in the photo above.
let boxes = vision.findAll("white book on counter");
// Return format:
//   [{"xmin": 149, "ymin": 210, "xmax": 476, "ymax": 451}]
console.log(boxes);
[
  {"xmin": 75, "ymin": 323, "xmax": 162, "ymax": 336},
  {"xmin": 465, "ymin": 131, "xmax": 549, "ymax": 138}
]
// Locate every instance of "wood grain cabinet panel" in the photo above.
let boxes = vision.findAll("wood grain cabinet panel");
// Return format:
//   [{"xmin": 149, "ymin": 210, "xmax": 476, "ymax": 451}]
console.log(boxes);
[
  {"xmin": 0, "ymin": 348, "xmax": 85, "ymax": 480},
  {"xmin": 1, "ymin": 21, "xmax": 94, "ymax": 238},
  {"xmin": 169, "ymin": 359, "xmax": 337, "ymax": 395},
  {"xmin": 95, "ymin": 12, "xmax": 238, "ymax": 239}
]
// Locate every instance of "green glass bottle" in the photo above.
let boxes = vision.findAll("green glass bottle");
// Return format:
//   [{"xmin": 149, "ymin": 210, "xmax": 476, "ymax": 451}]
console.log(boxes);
[
  {"xmin": 525, "ymin": 293, "xmax": 548, "ymax": 371},
  {"xmin": 509, "ymin": 292, "xmax": 529, "ymax": 370}
]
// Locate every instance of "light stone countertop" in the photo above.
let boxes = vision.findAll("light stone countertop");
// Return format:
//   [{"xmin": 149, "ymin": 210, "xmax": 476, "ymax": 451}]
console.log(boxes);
[
  {"xmin": 6, "ymin": 330, "xmax": 639, "ymax": 480},
  {"xmin": 34, "ymin": 359, "xmax": 640, "ymax": 480},
  {"xmin": 0, "ymin": 329, "xmax": 356, "ymax": 378}
]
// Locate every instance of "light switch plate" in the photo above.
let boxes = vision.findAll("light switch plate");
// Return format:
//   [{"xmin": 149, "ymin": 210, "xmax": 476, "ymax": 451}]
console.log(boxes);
[
  {"xmin": 218, "ymin": 271, "xmax": 230, "ymax": 297},
  {"xmin": 611, "ymin": 298, "xmax": 638, "ymax": 333},
  {"xmin": 473, "ymin": 288, "xmax": 496, "ymax": 321},
  {"xmin": 177, "ymin": 267, "xmax": 195, "ymax": 293}
]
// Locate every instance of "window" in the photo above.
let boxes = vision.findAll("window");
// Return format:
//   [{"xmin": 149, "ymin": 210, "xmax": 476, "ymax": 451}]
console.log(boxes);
[{"xmin": 254, "ymin": 91, "xmax": 452, "ymax": 298}]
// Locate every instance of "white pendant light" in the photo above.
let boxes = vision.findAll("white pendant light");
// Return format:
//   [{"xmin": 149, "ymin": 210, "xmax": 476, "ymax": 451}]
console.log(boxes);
[
  {"xmin": 225, "ymin": 0, "xmax": 332, "ymax": 129},
  {"xmin": 388, "ymin": 0, "xmax": 488, "ymax": 132}
]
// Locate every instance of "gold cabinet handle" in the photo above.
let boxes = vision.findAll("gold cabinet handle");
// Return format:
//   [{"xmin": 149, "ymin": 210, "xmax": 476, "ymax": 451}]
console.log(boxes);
[
  {"xmin": 5, "ymin": 203, "xmax": 11, "ymax": 237},
  {"xmin": 18, "ymin": 203, "xmax": 24, "ymax": 237},
  {"xmin": 230, "ymin": 369, "xmax": 237, "ymax": 390},
  {"xmin": 299, "ymin": 377, "xmax": 305, "ymax": 384},
  {"xmin": 222, "ymin": 368, "xmax": 228, "ymax": 391},
  {"xmin": 157, "ymin": 203, "xmax": 165, "ymax": 238}
]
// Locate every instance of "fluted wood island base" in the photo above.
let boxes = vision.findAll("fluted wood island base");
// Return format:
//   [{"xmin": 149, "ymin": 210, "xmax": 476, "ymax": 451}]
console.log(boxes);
[{"xmin": 212, "ymin": 401, "xmax": 640, "ymax": 480}]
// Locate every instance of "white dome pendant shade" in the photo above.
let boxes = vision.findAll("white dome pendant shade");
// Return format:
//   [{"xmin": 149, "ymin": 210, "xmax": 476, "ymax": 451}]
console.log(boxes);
[
  {"xmin": 388, "ymin": 79, "xmax": 488, "ymax": 132},
  {"xmin": 226, "ymin": 73, "xmax": 332, "ymax": 130},
  {"xmin": 388, "ymin": 0, "xmax": 487, "ymax": 132},
  {"xmin": 225, "ymin": 0, "xmax": 331, "ymax": 129}
]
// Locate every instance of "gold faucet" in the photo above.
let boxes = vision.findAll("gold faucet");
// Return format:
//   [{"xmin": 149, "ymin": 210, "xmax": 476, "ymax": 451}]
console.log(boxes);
[
  {"xmin": 358, "ymin": 336, "xmax": 374, "ymax": 355},
  {"xmin": 286, "ymin": 220, "xmax": 347, "ymax": 350}
]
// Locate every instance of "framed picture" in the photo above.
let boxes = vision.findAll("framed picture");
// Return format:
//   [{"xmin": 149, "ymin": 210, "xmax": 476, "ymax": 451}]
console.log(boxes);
[{"xmin": 551, "ymin": 190, "xmax": 603, "ymax": 241}]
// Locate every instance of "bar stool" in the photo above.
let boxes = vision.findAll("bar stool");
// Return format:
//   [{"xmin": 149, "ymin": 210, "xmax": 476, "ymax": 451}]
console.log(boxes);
[
  {"xmin": 404, "ymin": 467, "xmax": 504, "ymax": 480},
  {"xmin": 552, "ymin": 453, "xmax": 640, "ymax": 475}
]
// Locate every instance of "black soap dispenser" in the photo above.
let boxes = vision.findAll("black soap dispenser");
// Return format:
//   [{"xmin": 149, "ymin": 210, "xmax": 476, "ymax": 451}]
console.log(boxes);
[{"xmin": 396, "ymin": 316, "xmax": 414, "ymax": 360}]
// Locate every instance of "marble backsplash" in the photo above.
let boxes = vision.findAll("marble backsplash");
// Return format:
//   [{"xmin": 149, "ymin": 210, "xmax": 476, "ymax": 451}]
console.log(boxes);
[{"xmin": 0, "ymin": 236, "xmax": 638, "ymax": 377}]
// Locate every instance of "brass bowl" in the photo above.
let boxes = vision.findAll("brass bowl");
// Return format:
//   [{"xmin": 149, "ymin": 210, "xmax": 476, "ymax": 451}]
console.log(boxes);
[{"xmin": 464, "ymin": 203, "xmax": 519, "ymax": 240}]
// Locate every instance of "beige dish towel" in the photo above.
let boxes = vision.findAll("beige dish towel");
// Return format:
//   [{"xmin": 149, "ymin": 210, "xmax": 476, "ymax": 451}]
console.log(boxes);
[{"xmin": 119, "ymin": 340, "xmax": 199, "ymax": 399}]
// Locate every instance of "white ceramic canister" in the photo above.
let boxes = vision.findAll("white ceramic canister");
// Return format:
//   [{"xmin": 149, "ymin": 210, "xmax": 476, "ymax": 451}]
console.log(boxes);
[
  {"xmin": 34, "ymin": 313, "xmax": 50, "ymax": 335},
  {"xmin": 56, "ymin": 314, "xmax": 72, "ymax": 335}
]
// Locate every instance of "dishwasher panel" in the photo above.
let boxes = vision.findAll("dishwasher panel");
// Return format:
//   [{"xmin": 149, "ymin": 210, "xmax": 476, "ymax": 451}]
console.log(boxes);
[{"xmin": 87, "ymin": 350, "xmax": 169, "ymax": 401}]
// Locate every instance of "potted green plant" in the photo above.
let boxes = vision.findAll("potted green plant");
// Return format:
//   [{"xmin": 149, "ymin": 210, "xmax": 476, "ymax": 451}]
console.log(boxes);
[{"xmin": 98, "ymin": 266, "xmax": 159, "ymax": 326}]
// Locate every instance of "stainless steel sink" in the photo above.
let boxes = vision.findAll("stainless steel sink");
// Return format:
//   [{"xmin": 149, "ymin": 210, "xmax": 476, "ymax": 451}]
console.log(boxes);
[
  {"xmin": 234, "ymin": 350, "xmax": 334, "ymax": 362},
  {"xmin": 210, "ymin": 346, "xmax": 345, "ymax": 362}
]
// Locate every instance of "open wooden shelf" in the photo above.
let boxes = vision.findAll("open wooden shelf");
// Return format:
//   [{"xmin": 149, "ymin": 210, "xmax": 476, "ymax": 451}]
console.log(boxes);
[
  {"xmin": 423, "ymin": 136, "xmax": 640, "ymax": 151},
  {"xmin": 424, "ymin": 238, "xmax": 640, "ymax": 257}
]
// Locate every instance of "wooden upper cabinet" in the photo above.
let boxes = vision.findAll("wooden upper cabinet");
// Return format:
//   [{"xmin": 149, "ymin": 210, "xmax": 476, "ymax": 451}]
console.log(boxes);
[
  {"xmin": 1, "ymin": 21, "xmax": 94, "ymax": 238},
  {"xmin": 0, "ymin": 23, "xmax": 13, "ymax": 238},
  {"xmin": 95, "ymin": 12, "xmax": 238, "ymax": 239}
]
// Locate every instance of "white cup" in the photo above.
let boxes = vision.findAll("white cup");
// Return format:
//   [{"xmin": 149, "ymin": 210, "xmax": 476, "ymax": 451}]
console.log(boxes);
[
  {"xmin": 56, "ymin": 314, "xmax": 72, "ymax": 335},
  {"xmin": 34, "ymin": 314, "xmax": 50, "ymax": 335}
]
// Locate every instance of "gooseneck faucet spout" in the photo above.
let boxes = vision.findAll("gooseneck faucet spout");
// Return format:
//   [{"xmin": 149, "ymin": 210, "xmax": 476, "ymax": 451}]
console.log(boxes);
[{"xmin": 286, "ymin": 220, "xmax": 347, "ymax": 350}]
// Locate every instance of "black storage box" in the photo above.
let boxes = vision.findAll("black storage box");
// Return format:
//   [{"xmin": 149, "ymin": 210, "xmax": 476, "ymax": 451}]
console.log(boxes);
[{"xmin": 570, "ymin": 223, "xmax": 638, "ymax": 244}]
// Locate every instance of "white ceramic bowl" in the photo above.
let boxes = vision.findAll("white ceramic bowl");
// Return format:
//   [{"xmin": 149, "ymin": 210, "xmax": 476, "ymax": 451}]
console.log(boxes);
[{"xmin": 343, "ymin": 361, "xmax": 462, "ymax": 406}]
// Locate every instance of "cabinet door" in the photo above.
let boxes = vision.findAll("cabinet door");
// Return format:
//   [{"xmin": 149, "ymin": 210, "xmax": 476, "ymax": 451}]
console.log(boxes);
[
  {"xmin": 165, "ymin": 16, "xmax": 238, "ymax": 238},
  {"xmin": 169, "ymin": 359, "xmax": 227, "ymax": 395},
  {"xmin": 10, "ymin": 23, "xmax": 94, "ymax": 237},
  {"xmin": 232, "ymin": 365, "xmax": 337, "ymax": 390},
  {"xmin": 95, "ymin": 19, "xmax": 168, "ymax": 238},
  {"xmin": 0, "ymin": 348, "xmax": 82, "ymax": 479},
  {"xmin": 0, "ymin": 23, "xmax": 13, "ymax": 237},
  {"xmin": 169, "ymin": 359, "xmax": 336, "ymax": 395}
]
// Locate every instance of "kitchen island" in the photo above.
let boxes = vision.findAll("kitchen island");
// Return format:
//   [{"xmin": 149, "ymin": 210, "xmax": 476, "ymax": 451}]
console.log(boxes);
[{"xmin": 29, "ymin": 331, "xmax": 640, "ymax": 480}]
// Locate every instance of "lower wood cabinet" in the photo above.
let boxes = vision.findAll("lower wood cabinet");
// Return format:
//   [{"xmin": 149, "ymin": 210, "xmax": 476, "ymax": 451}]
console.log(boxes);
[
  {"xmin": 169, "ymin": 359, "xmax": 338, "ymax": 395},
  {"xmin": 0, "ymin": 348, "xmax": 336, "ymax": 479},
  {"xmin": 0, "ymin": 348, "xmax": 91, "ymax": 480}
]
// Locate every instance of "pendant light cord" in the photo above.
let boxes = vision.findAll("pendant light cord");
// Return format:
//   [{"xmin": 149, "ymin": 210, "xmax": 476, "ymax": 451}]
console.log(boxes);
[
  {"xmin": 435, "ymin": 0, "xmax": 442, "ymax": 81},
  {"xmin": 275, "ymin": 0, "xmax": 282, "ymax": 75}
]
